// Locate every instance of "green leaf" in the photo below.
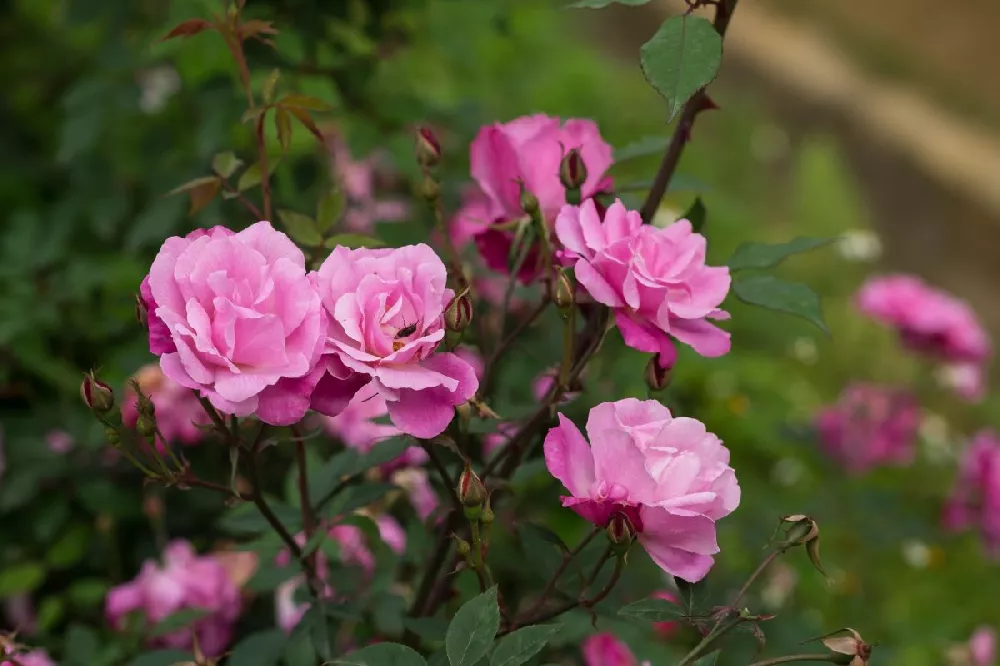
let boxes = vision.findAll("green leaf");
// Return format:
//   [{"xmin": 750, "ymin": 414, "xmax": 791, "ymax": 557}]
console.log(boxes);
[
  {"xmin": 614, "ymin": 136, "xmax": 669, "ymax": 162},
  {"xmin": 66, "ymin": 578, "xmax": 109, "ymax": 608},
  {"xmin": 323, "ymin": 233, "xmax": 386, "ymax": 249},
  {"xmin": 726, "ymin": 237, "xmax": 833, "ymax": 272},
  {"xmin": 237, "ymin": 158, "xmax": 281, "ymax": 192},
  {"xmin": 446, "ymin": 586, "xmax": 501, "ymax": 666},
  {"xmin": 325, "ymin": 482, "xmax": 397, "ymax": 518},
  {"xmin": 283, "ymin": 625, "xmax": 317, "ymax": 666},
  {"xmin": 309, "ymin": 449, "xmax": 362, "ymax": 508},
  {"xmin": 618, "ymin": 597, "xmax": 685, "ymax": 622},
  {"xmin": 361, "ymin": 437, "xmax": 411, "ymax": 470},
  {"xmin": 490, "ymin": 624, "xmax": 561, "ymax": 666},
  {"xmin": 682, "ymin": 197, "xmax": 706, "ymax": 233},
  {"xmin": 125, "ymin": 651, "xmax": 192, "ymax": 666},
  {"xmin": 518, "ymin": 524, "xmax": 569, "ymax": 554},
  {"xmin": 568, "ymin": 0, "xmax": 651, "ymax": 7},
  {"xmin": 331, "ymin": 643, "xmax": 427, "ymax": 666},
  {"xmin": 317, "ymin": 187, "xmax": 346, "ymax": 233},
  {"xmin": 404, "ymin": 617, "xmax": 450, "ymax": 643},
  {"xmin": 219, "ymin": 500, "xmax": 302, "ymax": 535},
  {"xmin": 0, "ymin": 562, "xmax": 46, "ymax": 598},
  {"xmin": 278, "ymin": 209, "xmax": 323, "ymax": 246},
  {"xmin": 150, "ymin": 607, "xmax": 209, "ymax": 637},
  {"xmin": 732, "ymin": 275, "xmax": 829, "ymax": 335},
  {"xmin": 693, "ymin": 653, "xmax": 719, "ymax": 666},
  {"xmin": 275, "ymin": 108, "xmax": 293, "ymax": 153},
  {"xmin": 228, "ymin": 629, "xmax": 288, "ymax": 666},
  {"xmin": 46, "ymin": 523, "xmax": 91, "ymax": 569},
  {"xmin": 36, "ymin": 596, "xmax": 66, "ymax": 632},
  {"xmin": 280, "ymin": 94, "xmax": 333, "ymax": 111},
  {"xmin": 263, "ymin": 69, "xmax": 281, "ymax": 104},
  {"xmin": 640, "ymin": 16, "xmax": 723, "ymax": 122},
  {"xmin": 212, "ymin": 151, "xmax": 243, "ymax": 179},
  {"xmin": 64, "ymin": 624, "xmax": 100, "ymax": 666}
]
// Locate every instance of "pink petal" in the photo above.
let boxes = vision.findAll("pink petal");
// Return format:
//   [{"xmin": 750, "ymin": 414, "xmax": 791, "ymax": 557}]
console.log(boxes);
[
  {"xmin": 638, "ymin": 507, "xmax": 719, "ymax": 582},
  {"xmin": 544, "ymin": 414, "xmax": 597, "ymax": 498}
]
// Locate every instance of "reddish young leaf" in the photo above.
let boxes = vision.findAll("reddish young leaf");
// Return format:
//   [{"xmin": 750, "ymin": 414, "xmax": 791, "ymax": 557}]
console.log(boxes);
[
  {"xmin": 159, "ymin": 19, "xmax": 214, "ymax": 42},
  {"xmin": 239, "ymin": 19, "xmax": 279, "ymax": 40},
  {"xmin": 279, "ymin": 94, "xmax": 333, "ymax": 111},
  {"xmin": 187, "ymin": 179, "xmax": 221, "ymax": 216},
  {"xmin": 286, "ymin": 107, "xmax": 325, "ymax": 144}
]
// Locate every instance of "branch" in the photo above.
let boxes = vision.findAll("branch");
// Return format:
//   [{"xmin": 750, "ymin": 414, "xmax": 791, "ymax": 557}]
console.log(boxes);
[
  {"xmin": 480, "ymin": 296, "xmax": 551, "ymax": 396},
  {"xmin": 639, "ymin": 0, "xmax": 739, "ymax": 223}
]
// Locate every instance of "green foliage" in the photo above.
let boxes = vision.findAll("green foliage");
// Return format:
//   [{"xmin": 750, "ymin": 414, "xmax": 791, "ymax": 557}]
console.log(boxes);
[
  {"xmin": 732, "ymin": 274, "xmax": 830, "ymax": 335},
  {"xmin": 489, "ymin": 624, "xmax": 561, "ymax": 666},
  {"xmin": 640, "ymin": 16, "xmax": 723, "ymax": 122},
  {"xmin": 446, "ymin": 586, "xmax": 501, "ymax": 666},
  {"xmin": 333, "ymin": 643, "xmax": 427, "ymax": 665}
]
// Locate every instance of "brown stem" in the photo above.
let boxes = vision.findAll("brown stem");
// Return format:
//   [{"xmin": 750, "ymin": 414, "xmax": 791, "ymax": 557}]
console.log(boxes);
[
  {"xmin": 730, "ymin": 549, "xmax": 781, "ymax": 611},
  {"xmin": 480, "ymin": 296, "xmax": 551, "ymax": 397},
  {"xmin": 638, "ymin": 0, "xmax": 739, "ymax": 224},
  {"xmin": 221, "ymin": 179, "xmax": 265, "ymax": 220},
  {"xmin": 410, "ymin": 511, "xmax": 462, "ymax": 616},
  {"xmin": 195, "ymin": 395, "xmax": 240, "ymax": 448},
  {"xmin": 254, "ymin": 115, "xmax": 273, "ymax": 221},
  {"xmin": 294, "ymin": 433, "xmax": 319, "ymax": 578},
  {"xmin": 419, "ymin": 440, "xmax": 461, "ymax": 509},
  {"xmin": 523, "ymin": 526, "xmax": 601, "ymax": 619},
  {"xmin": 748, "ymin": 656, "xmax": 840, "ymax": 666}
]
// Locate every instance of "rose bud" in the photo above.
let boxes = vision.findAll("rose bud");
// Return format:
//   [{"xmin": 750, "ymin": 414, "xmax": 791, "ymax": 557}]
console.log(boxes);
[
  {"xmin": 559, "ymin": 148, "xmax": 587, "ymax": 191},
  {"xmin": 81, "ymin": 372, "xmax": 115, "ymax": 415},
  {"xmin": 552, "ymin": 269, "xmax": 574, "ymax": 312},
  {"xmin": 415, "ymin": 126, "xmax": 441, "ymax": 167},
  {"xmin": 457, "ymin": 461, "xmax": 488, "ymax": 511},
  {"xmin": 645, "ymin": 354, "xmax": 672, "ymax": 392},
  {"xmin": 135, "ymin": 293, "xmax": 148, "ymax": 330},
  {"xmin": 445, "ymin": 291, "xmax": 473, "ymax": 333}
]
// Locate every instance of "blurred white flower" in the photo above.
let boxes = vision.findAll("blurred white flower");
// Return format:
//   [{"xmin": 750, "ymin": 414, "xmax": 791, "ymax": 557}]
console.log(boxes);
[
  {"xmin": 901, "ymin": 540, "xmax": 931, "ymax": 568},
  {"xmin": 790, "ymin": 337, "xmax": 818, "ymax": 365},
  {"xmin": 919, "ymin": 412, "xmax": 954, "ymax": 464},
  {"xmin": 138, "ymin": 66, "xmax": 181, "ymax": 114},
  {"xmin": 837, "ymin": 229, "xmax": 882, "ymax": 263},
  {"xmin": 751, "ymin": 123, "xmax": 790, "ymax": 164},
  {"xmin": 771, "ymin": 457, "xmax": 806, "ymax": 487}
]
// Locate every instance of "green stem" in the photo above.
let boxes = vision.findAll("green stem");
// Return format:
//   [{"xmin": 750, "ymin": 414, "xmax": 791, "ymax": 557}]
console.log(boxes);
[{"xmin": 525, "ymin": 526, "xmax": 601, "ymax": 618}]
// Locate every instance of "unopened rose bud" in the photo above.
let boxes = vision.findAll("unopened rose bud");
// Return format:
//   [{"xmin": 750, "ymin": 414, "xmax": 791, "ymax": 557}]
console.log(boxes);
[
  {"xmin": 444, "ymin": 291, "xmax": 473, "ymax": 333},
  {"xmin": 777, "ymin": 514, "xmax": 825, "ymax": 575},
  {"xmin": 520, "ymin": 184, "xmax": 540, "ymax": 216},
  {"xmin": 136, "ymin": 416, "xmax": 157, "ymax": 439},
  {"xmin": 457, "ymin": 461, "xmax": 488, "ymax": 511},
  {"xmin": 104, "ymin": 425, "xmax": 121, "ymax": 447},
  {"xmin": 607, "ymin": 511, "xmax": 636, "ymax": 547},
  {"xmin": 645, "ymin": 354, "xmax": 672, "ymax": 392},
  {"xmin": 552, "ymin": 270, "xmax": 574, "ymax": 312},
  {"xmin": 481, "ymin": 499, "xmax": 495, "ymax": 525},
  {"xmin": 415, "ymin": 127, "xmax": 441, "ymax": 167},
  {"xmin": 418, "ymin": 174, "xmax": 440, "ymax": 201},
  {"xmin": 135, "ymin": 293, "xmax": 148, "ymax": 330},
  {"xmin": 815, "ymin": 628, "xmax": 872, "ymax": 666},
  {"xmin": 453, "ymin": 534, "xmax": 472, "ymax": 558},
  {"xmin": 81, "ymin": 372, "xmax": 114, "ymax": 415},
  {"xmin": 559, "ymin": 148, "xmax": 587, "ymax": 191}
]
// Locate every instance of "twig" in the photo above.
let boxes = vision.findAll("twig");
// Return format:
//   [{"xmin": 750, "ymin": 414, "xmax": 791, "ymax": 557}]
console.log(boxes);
[
  {"xmin": 220, "ymin": 179, "xmax": 265, "ymax": 219},
  {"xmin": 522, "ymin": 526, "xmax": 601, "ymax": 619},
  {"xmin": 294, "ymin": 431, "xmax": 320, "ymax": 579},
  {"xmin": 419, "ymin": 440, "xmax": 461, "ymax": 509},
  {"xmin": 480, "ymin": 296, "xmax": 551, "ymax": 396},
  {"xmin": 639, "ymin": 0, "xmax": 739, "ymax": 223}
]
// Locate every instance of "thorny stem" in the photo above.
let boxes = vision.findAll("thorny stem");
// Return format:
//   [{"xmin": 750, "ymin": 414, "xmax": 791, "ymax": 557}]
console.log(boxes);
[
  {"xmin": 480, "ymin": 296, "xmax": 551, "ymax": 396},
  {"xmin": 730, "ymin": 549, "xmax": 782, "ymax": 611},
  {"xmin": 524, "ymin": 526, "xmax": 601, "ymax": 619},
  {"xmin": 639, "ymin": 0, "xmax": 739, "ymax": 224},
  {"xmin": 747, "ymin": 656, "xmax": 842, "ymax": 666},
  {"xmin": 419, "ymin": 440, "xmax": 461, "ymax": 509}
]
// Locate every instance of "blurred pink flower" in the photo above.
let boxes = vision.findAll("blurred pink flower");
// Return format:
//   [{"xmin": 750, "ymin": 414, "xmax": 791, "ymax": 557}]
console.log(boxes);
[
  {"xmin": 453, "ymin": 115, "xmax": 613, "ymax": 283},
  {"xmin": 327, "ymin": 131, "xmax": 409, "ymax": 234},
  {"xmin": 556, "ymin": 200, "xmax": 731, "ymax": 367},
  {"xmin": 391, "ymin": 467, "xmax": 439, "ymax": 522},
  {"xmin": 105, "ymin": 540, "xmax": 241, "ymax": 656},
  {"xmin": 970, "ymin": 627, "xmax": 997, "ymax": 666},
  {"xmin": 651, "ymin": 589, "xmax": 680, "ymax": 637},
  {"xmin": 44, "ymin": 430, "xmax": 74, "ymax": 455},
  {"xmin": 122, "ymin": 365, "xmax": 210, "ymax": 446},
  {"xmin": 943, "ymin": 431, "xmax": 1000, "ymax": 558},
  {"xmin": 1, "ymin": 647, "xmax": 55, "ymax": 666},
  {"xmin": 857, "ymin": 275, "xmax": 990, "ymax": 401},
  {"xmin": 140, "ymin": 223, "xmax": 329, "ymax": 425},
  {"xmin": 310, "ymin": 245, "xmax": 479, "ymax": 438},
  {"xmin": 544, "ymin": 399, "xmax": 740, "ymax": 582},
  {"xmin": 814, "ymin": 383, "xmax": 920, "ymax": 473},
  {"xmin": 2, "ymin": 594, "xmax": 36, "ymax": 635},
  {"xmin": 582, "ymin": 633, "xmax": 640, "ymax": 666}
]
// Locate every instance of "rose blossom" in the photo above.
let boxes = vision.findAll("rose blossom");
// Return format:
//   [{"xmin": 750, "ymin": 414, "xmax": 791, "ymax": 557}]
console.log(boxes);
[
  {"xmin": 544, "ymin": 398, "xmax": 739, "ymax": 581},
  {"xmin": 857, "ymin": 275, "xmax": 990, "ymax": 400},
  {"xmin": 105, "ymin": 540, "xmax": 241, "ymax": 656},
  {"xmin": 943, "ymin": 431, "xmax": 1000, "ymax": 557},
  {"xmin": 309, "ymin": 244, "xmax": 479, "ymax": 438},
  {"xmin": 140, "ymin": 222, "xmax": 329, "ymax": 425},
  {"xmin": 556, "ymin": 199, "xmax": 731, "ymax": 367},
  {"xmin": 582, "ymin": 633, "xmax": 647, "ymax": 666},
  {"xmin": 814, "ymin": 383, "xmax": 920, "ymax": 473},
  {"xmin": 122, "ymin": 364, "xmax": 211, "ymax": 445},
  {"xmin": 452, "ymin": 115, "xmax": 613, "ymax": 282},
  {"xmin": 969, "ymin": 627, "xmax": 997, "ymax": 666}
]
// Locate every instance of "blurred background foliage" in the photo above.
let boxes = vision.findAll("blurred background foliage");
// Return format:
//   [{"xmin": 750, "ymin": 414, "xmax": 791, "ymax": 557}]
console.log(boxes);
[{"xmin": 1, "ymin": 0, "xmax": 997, "ymax": 664}]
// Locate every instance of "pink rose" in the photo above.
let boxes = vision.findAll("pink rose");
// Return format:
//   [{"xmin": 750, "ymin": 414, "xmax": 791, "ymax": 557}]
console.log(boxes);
[
  {"xmin": 814, "ymin": 383, "xmax": 920, "ymax": 473},
  {"xmin": 857, "ymin": 275, "xmax": 990, "ymax": 401},
  {"xmin": 310, "ymin": 244, "xmax": 479, "ymax": 438},
  {"xmin": 556, "ymin": 200, "xmax": 731, "ymax": 367},
  {"xmin": 1, "ymin": 648, "xmax": 55, "ymax": 666},
  {"xmin": 375, "ymin": 515, "xmax": 407, "ymax": 555},
  {"xmin": 45, "ymin": 429, "xmax": 74, "ymax": 455},
  {"xmin": 544, "ymin": 398, "xmax": 740, "ymax": 582},
  {"xmin": 969, "ymin": 627, "xmax": 997, "ymax": 666},
  {"xmin": 391, "ymin": 467, "xmax": 440, "ymax": 522},
  {"xmin": 454, "ymin": 115, "xmax": 613, "ymax": 283},
  {"xmin": 943, "ymin": 431, "xmax": 1000, "ymax": 558},
  {"xmin": 140, "ymin": 222, "xmax": 328, "ymax": 425},
  {"xmin": 106, "ymin": 540, "xmax": 241, "ymax": 656},
  {"xmin": 122, "ymin": 364, "xmax": 211, "ymax": 445},
  {"xmin": 582, "ymin": 633, "xmax": 639, "ymax": 666}
]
